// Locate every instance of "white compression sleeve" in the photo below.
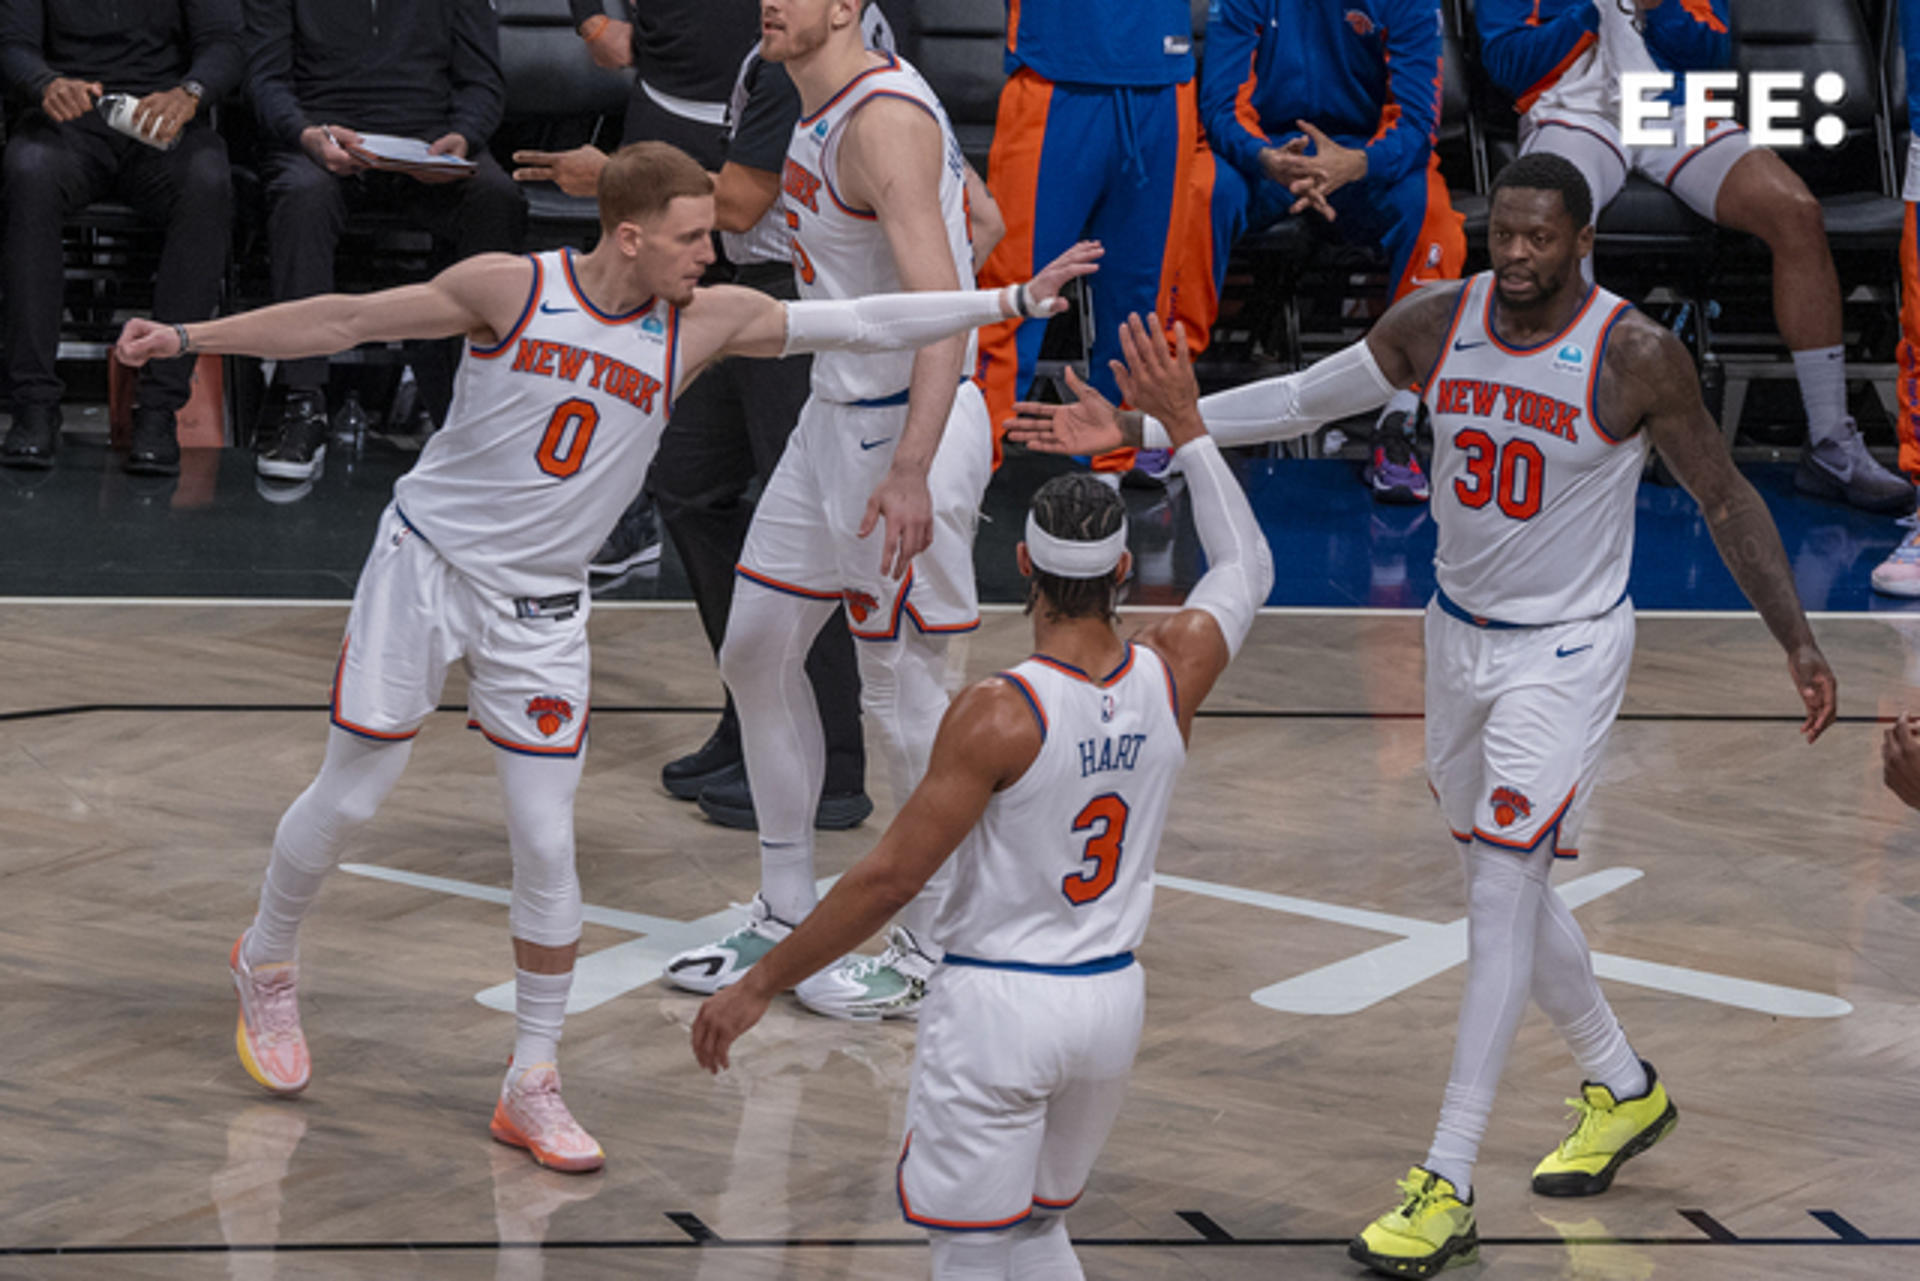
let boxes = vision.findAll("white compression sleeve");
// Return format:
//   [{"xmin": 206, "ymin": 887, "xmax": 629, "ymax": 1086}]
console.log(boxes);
[
  {"xmin": 1140, "ymin": 339, "xmax": 1398, "ymax": 449},
  {"xmin": 1175, "ymin": 435, "xmax": 1274, "ymax": 657},
  {"xmin": 781, "ymin": 287, "xmax": 1019, "ymax": 356}
]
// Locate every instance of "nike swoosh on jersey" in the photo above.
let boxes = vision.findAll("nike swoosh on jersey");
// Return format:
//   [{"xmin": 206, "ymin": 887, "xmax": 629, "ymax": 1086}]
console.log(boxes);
[
  {"xmin": 538, "ymin": 303, "xmax": 577, "ymax": 315},
  {"xmin": 859, "ymin": 437, "xmax": 894, "ymax": 451},
  {"xmin": 1453, "ymin": 338, "xmax": 1488, "ymax": 351},
  {"xmin": 1555, "ymin": 644, "xmax": 1593, "ymax": 658}
]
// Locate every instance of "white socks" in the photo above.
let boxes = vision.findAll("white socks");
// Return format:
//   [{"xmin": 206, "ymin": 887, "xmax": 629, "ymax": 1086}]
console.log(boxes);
[
  {"xmin": 1794, "ymin": 345, "xmax": 1847, "ymax": 446},
  {"xmin": 245, "ymin": 727, "xmax": 412, "ymax": 967},
  {"xmin": 511, "ymin": 968, "xmax": 572, "ymax": 1075}
]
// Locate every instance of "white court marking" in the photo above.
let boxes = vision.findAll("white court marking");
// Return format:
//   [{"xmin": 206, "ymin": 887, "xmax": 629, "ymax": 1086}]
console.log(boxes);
[{"xmin": 340, "ymin": 864, "xmax": 1852, "ymax": 1019}]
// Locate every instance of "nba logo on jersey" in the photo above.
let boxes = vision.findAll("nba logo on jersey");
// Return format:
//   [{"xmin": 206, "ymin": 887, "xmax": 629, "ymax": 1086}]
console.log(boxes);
[
  {"xmin": 1100, "ymin": 693, "xmax": 1116, "ymax": 723},
  {"xmin": 525, "ymin": 695, "xmax": 575, "ymax": 738},
  {"xmin": 1552, "ymin": 343, "xmax": 1587, "ymax": 376}
]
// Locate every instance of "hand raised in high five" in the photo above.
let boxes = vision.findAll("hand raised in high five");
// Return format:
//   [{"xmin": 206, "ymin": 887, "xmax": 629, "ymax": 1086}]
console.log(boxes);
[
  {"xmin": 1004, "ymin": 365, "xmax": 1130, "ymax": 457},
  {"xmin": 1112, "ymin": 312, "xmax": 1204, "ymax": 446},
  {"xmin": 1018, "ymin": 240, "xmax": 1104, "ymax": 315}
]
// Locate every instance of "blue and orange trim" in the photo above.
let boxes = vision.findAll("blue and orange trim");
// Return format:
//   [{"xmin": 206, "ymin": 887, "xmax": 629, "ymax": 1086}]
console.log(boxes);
[
  {"xmin": 734, "ymin": 563, "xmax": 843, "ymax": 602},
  {"xmin": 896, "ymin": 1133, "xmax": 1034, "ymax": 1233},
  {"xmin": 1028, "ymin": 642, "xmax": 1135, "ymax": 688},
  {"xmin": 998, "ymin": 670, "xmax": 1048, "ymax": 740},
  {"xmin": 1586, "ymin": 300, "xmax": 1637, "ymax": 445},
  {"xmin": 1485, "ymin": 281, "xmax": 1600, "ymax": 356},
  {"xmin": 561, "ymin": 249, "xmax": 654, "ymax": 325},
  {"xmin": 799, "ymin": 53, "xmax": 901, "ymax": 128},
  {"xmin": 1471, "ymin": 783, "xmax": 1577, "ymax": 855},
  {"xmin": 469, "ymin": 255, "xmax": 544, "ymax": 360},
  {"xmin": 465, "ymin": 712, "xmax": 590, "ymax": 758},
  {"xmin": 329, "ymin": 638, "xmax": 422, "ymax": 742}
]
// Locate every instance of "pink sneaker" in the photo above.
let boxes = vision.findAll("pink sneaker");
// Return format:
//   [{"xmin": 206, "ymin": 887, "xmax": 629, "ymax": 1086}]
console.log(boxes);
[
  {"xmin": 490, "ymin": 1064, "xmax": 604, "ymax": 1173},
  {"xmin": 229, "ymin": 935, "xmax": 310, "ymax": 1096}
]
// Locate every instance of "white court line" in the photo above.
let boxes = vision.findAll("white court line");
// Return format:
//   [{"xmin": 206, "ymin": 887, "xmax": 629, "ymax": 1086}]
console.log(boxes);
[
  {"xmin": 2, "ymin": 595, "xmax": 1909, "ymax": 624},
  {"xmin": 340, "ymin": 862, "xmax": 1850, "ymax": 1019}
]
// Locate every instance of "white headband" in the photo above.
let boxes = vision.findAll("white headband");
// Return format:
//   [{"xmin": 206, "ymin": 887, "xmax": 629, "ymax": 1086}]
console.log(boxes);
[{"xmin": 1024, "ymin": 511, "xmax": 1129, "ymax": 578}]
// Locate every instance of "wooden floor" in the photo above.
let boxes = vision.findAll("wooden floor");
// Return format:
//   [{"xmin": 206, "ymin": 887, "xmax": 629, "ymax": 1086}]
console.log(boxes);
[{"xmin": 3, "ymin": 602, "xmax": 1918, "ymax": 1280}]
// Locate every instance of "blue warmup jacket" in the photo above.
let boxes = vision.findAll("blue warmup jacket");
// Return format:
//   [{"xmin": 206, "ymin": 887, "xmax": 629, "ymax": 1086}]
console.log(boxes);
[
  {"xmin": 1476, "ymin": 0, "xmax": 1730, "ymax": 111},
  {"xmin": 1004, "ymin": 0, "xmax": 1194, "ymax": 87},
  {"xmin": 1199, "ymin": 0, "xmax": 1445, "ymax": 190}
]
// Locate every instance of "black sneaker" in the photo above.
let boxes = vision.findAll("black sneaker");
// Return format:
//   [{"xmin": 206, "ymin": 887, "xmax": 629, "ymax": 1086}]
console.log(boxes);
[
  {"xmin": 663, "ymin": 724, "xmax": 743, "ymax": 800},
  {"xmin": 126, "ymin": 405, "xmax": 181, "ymax": 476},
  {"xmin": 257, "ymin": 391, "xmax": 328, "ymax": 482},
  {"xmin": 589, "ymin": 499, "xmax": 662, "ymax": 576},
  {"xmin": 697, "ymin": 770, "xmax": 874, "ymax": 832},
  {"xmin": 1, "ymin": 404, "xmax": 60, "ymax": 469}
]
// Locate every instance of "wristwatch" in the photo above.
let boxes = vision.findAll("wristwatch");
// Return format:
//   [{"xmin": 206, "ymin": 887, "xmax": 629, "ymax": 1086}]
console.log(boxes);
[{"xmin": 180, "ymin": 80, "xmax": 205, "ymax": 102}]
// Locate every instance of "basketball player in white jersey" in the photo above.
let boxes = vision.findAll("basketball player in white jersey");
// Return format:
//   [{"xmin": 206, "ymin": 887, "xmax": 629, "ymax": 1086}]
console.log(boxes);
[
  {"xmin": 1010, "ymin": 153, "xmax": 1838, "ymax": 1278},
  {"xmin": 115, "ymin": 140, "xmax": 1100, "ymax": 1174},
  {"xmin": 688, "ymin": 333, "xmax": 1272, "ymax": 1279},
  {"xmin": 665, "ymin": 0, "xmax": 998, "ymax": 1019}
]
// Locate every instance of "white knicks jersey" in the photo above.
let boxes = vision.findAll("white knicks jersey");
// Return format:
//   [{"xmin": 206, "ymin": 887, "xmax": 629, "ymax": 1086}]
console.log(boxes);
[
  {"xmin": 392, "ymin": 249, "xmax": 678, "ymax": 600},
  {"xmin": 1528, "ymin": 0, "xmax": 1661, "ymax": 122},
  {"xmin": 781, "ymin": 52, "xmax": 974, "ymax": 402},
  {"xmin": 932, "ymin": 643, "xmax": 1187, "ymax": 967},
  {"xmin": 1423, "ymin": 273, "xmax": 1647, "ymax": 626}
]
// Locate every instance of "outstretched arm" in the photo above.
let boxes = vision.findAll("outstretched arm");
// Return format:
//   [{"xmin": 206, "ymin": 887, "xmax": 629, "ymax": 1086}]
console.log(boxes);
[
  {"xmin": 689, "ymin": 680, "xmax": 1042, "ymax": 1072},
  {"xmin": 116, "ymin": 254, "xmax": 535, "ymax": 366},
  {"xmin": 1615, "ymin": 317, "xmax": 1837, "ymax": 742},
  {"xmin": 1107, "ymin": 315, "xmax": 1274, "ymax": 739},
  {"xmin": 1005, "ymin": 283, "xmax": 1454, "ymax": 456}
]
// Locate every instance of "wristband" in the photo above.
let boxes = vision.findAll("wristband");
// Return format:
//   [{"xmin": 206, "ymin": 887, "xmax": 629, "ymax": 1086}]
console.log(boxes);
[
  {"xmin": 173, "ymin": 323, "xmax": 193, "ymax": 356},
  {"xmin": 579, "ymin": 14, "xmax": 610, "ymax": 40}
]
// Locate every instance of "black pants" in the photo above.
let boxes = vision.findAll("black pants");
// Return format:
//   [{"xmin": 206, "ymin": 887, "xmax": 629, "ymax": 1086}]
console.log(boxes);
[
  {"xmin": 645, "ymin": 267, "xmax": 866, "ymax": 794},
  {"xmin": 263, "ymin": 149, "xmax": 527, "ymax": 408},
  {"xmin": 2, "ymin": 112, "xmax": 230, "ymax": 411}
]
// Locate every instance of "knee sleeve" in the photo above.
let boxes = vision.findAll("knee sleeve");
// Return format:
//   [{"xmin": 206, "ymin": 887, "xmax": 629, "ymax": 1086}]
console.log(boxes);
[
  {"xmin": 1008, "ymin": 1214, "xmax": 1083, "ymax": 1280},
  {"xmin": 857, "ymin": 631, "xmax": 952, "ymax": 807},
  {"xmin": 276, "ymin": 726, "xmax": 413, "ymax": 874},
  {"xmin": 495, "ymin": 749, "xmax": 585, "ymax": 948},
  {"xmin": 721, "ymin": 580, "xmax": 838, "ymax": 853}
]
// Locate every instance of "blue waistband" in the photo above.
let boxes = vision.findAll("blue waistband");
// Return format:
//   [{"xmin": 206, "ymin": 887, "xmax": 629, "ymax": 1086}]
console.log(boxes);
[
  {"xmin": 851, "ymin": 388, "xmax": 911, "ymax": 408},
  {"xmin": 942, "ymin": 951, "xmax": 1135, "ymax": 976},
  {"xmin": 393, "ymin": 504, "xmax": 431, "ymax": 544},
  {"xmin": 1432, "ymin": 587, "xmax": 1628, "ymax": 631}
]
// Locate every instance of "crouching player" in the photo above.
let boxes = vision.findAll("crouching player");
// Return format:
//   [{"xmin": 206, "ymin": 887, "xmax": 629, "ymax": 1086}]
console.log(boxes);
[{"xmin": 691, "ymin": 317, "xmax": 1271, "ymax": 1277}]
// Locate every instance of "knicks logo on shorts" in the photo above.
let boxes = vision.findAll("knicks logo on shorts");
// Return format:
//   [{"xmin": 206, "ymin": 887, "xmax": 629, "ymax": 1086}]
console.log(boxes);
[
  {"xmin": 525, "ymin": 695, "xmax": 575, "ymax": 738},
  {"xmin": 1490, "ymin": 786, "xmax": 1532, "ymax": 828},
  {"xmin": 844, "ymin": 589, "xmax": 880, "ymax": 624}
]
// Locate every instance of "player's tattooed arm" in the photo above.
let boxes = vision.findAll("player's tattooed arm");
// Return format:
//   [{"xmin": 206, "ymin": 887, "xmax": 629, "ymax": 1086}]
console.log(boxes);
[
  {"xmin": 1362, "ymin": 279, "xmax": 1468, "ymax": 391},
  {"xmin": 1615, "ymin": 315, "xmax": 1838, "ymax": 742}
]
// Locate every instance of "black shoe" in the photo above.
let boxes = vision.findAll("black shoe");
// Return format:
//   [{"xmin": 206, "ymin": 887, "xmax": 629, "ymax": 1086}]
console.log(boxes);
[
  {"xmin": 256, "ymin": 391, "xmax": 328, "ymax": 482},
  {"xmin": 1364, "ymin": 406, "xmax": 1431, "ymax": 504},
  {"xmin": 1, "ymin": 404, "xmax": 60, "ymax": 469},
  {"xmin": 126, "ymin": 405, "xmax": 181, "ymax": 476},
  {"xmin": 589, "ymin": 499, "xmax": 662, "ymax": 576},
  {"xmin": 663, "ymin": 726, "xmax": 744, "ymax": 800},
  {"xmin": 697, "ymin": 770, "xmax": 874, "ymax": 831}
]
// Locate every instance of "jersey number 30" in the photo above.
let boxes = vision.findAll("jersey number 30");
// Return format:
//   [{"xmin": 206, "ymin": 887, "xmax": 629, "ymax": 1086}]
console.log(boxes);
[
  {"xmin": 1063, "ymin": 793, "xmax": 1130, "ymax": 906},
  {"xmin": 535, "ymin": 398, "xmax": 600, "ymax": 478},
  {"xmin": 1452, "ymin": 428, "xmax": 1543, "ymax": 521}
]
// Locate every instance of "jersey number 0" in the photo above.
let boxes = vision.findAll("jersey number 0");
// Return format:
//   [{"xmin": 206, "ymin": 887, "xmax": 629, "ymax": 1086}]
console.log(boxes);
[
  {"xmin": 1063, "ymin": 793, "xmax": 1130, "ymax": 906},
  {"xmin": 535, "ymin": 398, "xmax": 601, "ymax": 478}
]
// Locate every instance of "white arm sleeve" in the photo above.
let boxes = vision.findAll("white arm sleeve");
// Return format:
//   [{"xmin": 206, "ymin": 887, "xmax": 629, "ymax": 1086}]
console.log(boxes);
[
  {"xmin": 781, "ymin": 287, "xmax": 1016, "ymax": 356},
  {"xmin": 1175, "ymin": 435, "xmax": 1274, "ymax": 659},
  {"xmin": 1140, "ymin": 339, "xmax": 1398, "ymax": 449}
]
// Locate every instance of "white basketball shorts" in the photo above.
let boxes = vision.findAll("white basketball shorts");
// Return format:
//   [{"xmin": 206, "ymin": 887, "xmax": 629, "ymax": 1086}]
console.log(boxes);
[
  {"xmin": 896, "ymin": 959, "xmax": 1145, "ymax": 1231},
  {"xmin": 1522, "ymin": 107, "xmax": 1753, "ymax": 222},
  {"xmin": 1423, "ymin": 595, "xmax": 1634, "ymax": 859},
  {"xmin": 330, "ymin": 504, "xmax": 591, "ymax": 755},
  {"xmin": 737, "ymin": 379, "xmax": 992, "ymax": 640}
]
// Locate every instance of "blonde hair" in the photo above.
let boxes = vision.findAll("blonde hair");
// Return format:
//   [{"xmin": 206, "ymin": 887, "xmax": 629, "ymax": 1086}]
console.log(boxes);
[{"xmin": 597, "ymin": 141, "xmax": 714, "ymax": 232}]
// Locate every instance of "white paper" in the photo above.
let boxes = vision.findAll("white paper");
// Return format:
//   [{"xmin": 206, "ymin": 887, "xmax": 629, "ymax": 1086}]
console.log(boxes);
[{"xmin": 350, "ymin": 132, "xmax": 475, "ymax": 170}]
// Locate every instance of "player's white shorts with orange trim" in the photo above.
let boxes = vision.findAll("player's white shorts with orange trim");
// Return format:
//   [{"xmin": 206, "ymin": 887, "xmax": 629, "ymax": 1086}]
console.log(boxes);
[
  {"xmin": 331, "ymin": 504, "xmax": 591, "ymax": 756},
  {"xmin": 896, "ymin": 958, "xmax": 1143, "ymax": 1232},
  {"xmin": 738, "ymin": 380, "xmax": 992, "ymax": 640},
  {"xmin": 1423, "ymin": 594, "xmax": 1634, "ymax": 859},
  {"xmin": 1522, "ymin": 107, "xmax": 1753, "ymax": 222}
]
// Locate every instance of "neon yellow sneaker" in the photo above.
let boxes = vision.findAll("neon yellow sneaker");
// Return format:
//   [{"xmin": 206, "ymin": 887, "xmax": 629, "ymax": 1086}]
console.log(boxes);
[
  {"xmin": 1532, "ymin": 1061, "xmax": 1677, "ymax": 1197},
  {"xmin": 1348, "ymin": 1167, "xmax": 1478, "ymax": 1278}
]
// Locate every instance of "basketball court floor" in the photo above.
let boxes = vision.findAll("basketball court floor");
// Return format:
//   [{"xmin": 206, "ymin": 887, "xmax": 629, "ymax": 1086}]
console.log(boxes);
[{"xmin": 3, "ymin": 441, "xmax": 1917, "ymax": 1279}]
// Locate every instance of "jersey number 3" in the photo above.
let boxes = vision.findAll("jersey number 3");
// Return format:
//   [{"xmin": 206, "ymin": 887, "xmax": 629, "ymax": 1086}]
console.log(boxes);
[
  {"xmin": 535, "ymin": 398, "xmax": 600, "ymax": 479},
  {"xmin": 1063, "ymin": 793, "xmax": 1130, "ymax": 906}
]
